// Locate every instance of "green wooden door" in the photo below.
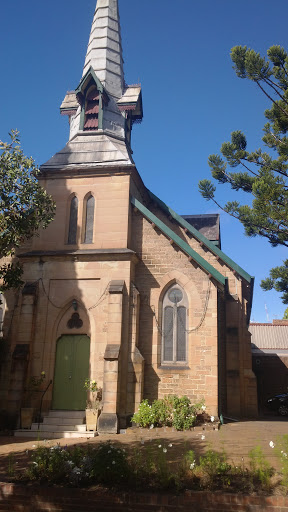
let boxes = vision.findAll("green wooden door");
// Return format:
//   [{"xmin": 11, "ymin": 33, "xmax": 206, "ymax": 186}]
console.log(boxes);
[{"xmin": 52, "ymin": 335, "xmax": 90, "ymax": 410}]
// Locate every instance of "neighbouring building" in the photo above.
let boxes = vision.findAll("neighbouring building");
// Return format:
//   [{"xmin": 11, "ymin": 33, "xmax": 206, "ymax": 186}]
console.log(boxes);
[
  {"xmin": 250, "ymin": 320, "xmax": 288, "ymax": 413},
  {"xmin": 1, "ymin": 0, "xmax": 258, "ymax": 434}
]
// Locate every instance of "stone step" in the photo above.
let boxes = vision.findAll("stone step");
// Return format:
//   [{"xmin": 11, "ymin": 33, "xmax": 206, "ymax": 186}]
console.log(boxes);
[
  {"xmin": 43, "ymin": 416, "xmax": 85, "ymax": 426},
  {"xmin": 31, "ymin": 423, "xmax": 87, "ymax": 432},
  {"xmin": 14, "ymin": 429, "xmax": 97, "ymax": 440},
  {"xmin": 47, "ymin": 410, "xmax": 85, "ymax": 419}
]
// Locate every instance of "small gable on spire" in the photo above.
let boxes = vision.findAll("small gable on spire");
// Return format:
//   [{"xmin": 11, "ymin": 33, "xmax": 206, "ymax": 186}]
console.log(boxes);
[{"xmin": 117, "ymin": 86, "xmax": 143, "ymax": 124}]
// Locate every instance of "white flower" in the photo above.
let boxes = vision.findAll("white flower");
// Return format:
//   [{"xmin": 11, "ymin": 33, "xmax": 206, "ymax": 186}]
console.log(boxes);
[
  {"xmin": 158, "ymin": 444, "xmax": 162, "ymax": 448},
  {"xmin": 190, "ymin": 461, "xmax": 196, "ymax": 470},
  {"xmin": 210, "ymin": 416, "xmax": 215, "ymax": 422},
  {"xmin": 112, "ymin": 461, "xmax": 116, "ymax": 465},
  {"xmin": 201, "ymin": 405, "xmax": 206, "ymax": 411},
  {"xmin": 168, "ymin": 443, "xmax": 173, "ymax": 448},
  {"xmin": 269, "ymin": 441, "xmax": 275, "ymax": 448},
  {"xmin": 163, "ymin": 448, "xmax": 167, "ymax": 453},
  {"xmin": 149, "ymin": 424, "xmax": 154, "ymax": 429},
  {"xmin": 201, "ymin": 435, "xmax": 205, "ymax": 440}
]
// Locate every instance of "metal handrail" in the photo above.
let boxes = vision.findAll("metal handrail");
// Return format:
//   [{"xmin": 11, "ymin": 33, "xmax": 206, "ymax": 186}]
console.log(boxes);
[{"xmin": 38, "ymin": 379, "xmax": 52, "ymax": 430}]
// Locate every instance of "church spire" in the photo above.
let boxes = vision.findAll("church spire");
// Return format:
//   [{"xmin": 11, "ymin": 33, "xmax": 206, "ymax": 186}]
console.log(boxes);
[
  {"xmin": 83, "ymin": 0, "xmax": 124, "ymax": 100},
  {"xmin": 42, "ymin": 0, "xmax": 143, "ymax": 171}
]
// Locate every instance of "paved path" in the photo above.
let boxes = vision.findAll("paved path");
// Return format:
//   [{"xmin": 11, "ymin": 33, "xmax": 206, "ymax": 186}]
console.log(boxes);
[{"xmin": 0, "ymin": 420, "xmax": 287, "ymax": 480}]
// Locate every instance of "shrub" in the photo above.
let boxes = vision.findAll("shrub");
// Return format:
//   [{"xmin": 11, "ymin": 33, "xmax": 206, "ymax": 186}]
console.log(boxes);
[
  {"xmin": 249, "ymin": 445, "xmax": 274, "ymax": 491},
  {"xmin": 132, "ymin": 395, "xmax": 204, "ymax": 430},
  {"xmin": 198, "ymin": 449, "xmax": 231, "ymax": 488},
  {"xmin": 131, "ymin": 399, "xmax": 154, "ymax": 427},
  {"xmin": 25, "ymin": 442, "xmax": 129, "ymax": 486}
]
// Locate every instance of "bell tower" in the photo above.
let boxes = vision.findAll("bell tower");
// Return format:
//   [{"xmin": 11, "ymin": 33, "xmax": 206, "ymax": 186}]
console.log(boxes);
[{"xmin": 41, "ymin": 0, "xmax": 143, "ymax": 172}]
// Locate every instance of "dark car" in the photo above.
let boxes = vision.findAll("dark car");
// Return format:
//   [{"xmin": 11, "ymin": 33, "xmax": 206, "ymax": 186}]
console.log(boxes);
[{"xmin": 266, "ymin": 393, "xmax": 288, "ymax": 416}]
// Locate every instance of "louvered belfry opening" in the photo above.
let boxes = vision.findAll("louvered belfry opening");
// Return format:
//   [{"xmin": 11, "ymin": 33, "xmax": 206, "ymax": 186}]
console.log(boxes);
[{"xmin": 84, "ymin": 86, "xmax": 99, "ymax": 130}]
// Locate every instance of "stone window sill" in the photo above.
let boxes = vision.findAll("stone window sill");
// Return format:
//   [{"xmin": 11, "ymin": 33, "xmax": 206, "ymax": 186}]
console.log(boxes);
[{"xmin": 159, "ymin": 366, "xmax": 190, "ymax": 371}]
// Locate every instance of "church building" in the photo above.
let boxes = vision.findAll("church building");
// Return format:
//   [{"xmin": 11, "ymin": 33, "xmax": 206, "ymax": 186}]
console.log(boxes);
[{"xmin": 2, "ymin": 0, "xmax": 258, "ymax": 434}]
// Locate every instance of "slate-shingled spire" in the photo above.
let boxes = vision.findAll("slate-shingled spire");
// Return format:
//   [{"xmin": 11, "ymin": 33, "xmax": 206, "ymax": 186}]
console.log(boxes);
[
  {"xmin": 41, "ymin": 0, "xmax": 143, "ymax": 171},
  {"xmin": 83, "ymin": 0, "xmax": 124, "ymax": 100}
]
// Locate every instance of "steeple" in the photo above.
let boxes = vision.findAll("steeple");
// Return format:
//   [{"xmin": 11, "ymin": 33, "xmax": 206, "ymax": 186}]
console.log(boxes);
[
  {"xmin": 83, "ymin": 0, "xmax": 124, "ymax": 100},
  {"xmin": 41, "ymin": 0, "xmax": 143, "ymax": 172}
]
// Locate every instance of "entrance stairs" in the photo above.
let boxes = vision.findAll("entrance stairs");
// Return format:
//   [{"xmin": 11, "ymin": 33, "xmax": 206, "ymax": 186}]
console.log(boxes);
[{"xmin": 14, "ymin": 410, "xmax": 96, "ymax": 439}]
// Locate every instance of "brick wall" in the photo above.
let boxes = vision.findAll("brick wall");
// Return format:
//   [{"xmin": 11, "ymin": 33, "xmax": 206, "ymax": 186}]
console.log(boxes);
[
  {"xmin": 131, "ymin": 209, "xmax": 219, "ymax": 415},
  {"xmin": 0, "ymin": 483, "xmax": 288, "ymax": 511}
]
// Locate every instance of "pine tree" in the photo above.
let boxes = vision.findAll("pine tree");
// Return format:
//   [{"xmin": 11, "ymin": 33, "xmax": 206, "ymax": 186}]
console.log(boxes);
[{"xmin": 199, "ymin": 45, "xmax": 288, "ymax": 302}]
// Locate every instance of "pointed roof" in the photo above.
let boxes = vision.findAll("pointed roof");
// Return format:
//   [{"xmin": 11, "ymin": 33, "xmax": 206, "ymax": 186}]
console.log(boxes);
[
  {"xmin": 83, "ymin": 0, "xmax": 124, "ymax": 100},
  {"xmin": 41, "ymin": 0, "xmax": 141, "ymax": 172}
]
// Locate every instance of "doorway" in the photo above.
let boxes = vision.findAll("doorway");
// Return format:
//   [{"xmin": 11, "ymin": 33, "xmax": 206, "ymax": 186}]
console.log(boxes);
[{"xmin": 52, "ymin": 334, "xmax": 90, "ymax": 410}]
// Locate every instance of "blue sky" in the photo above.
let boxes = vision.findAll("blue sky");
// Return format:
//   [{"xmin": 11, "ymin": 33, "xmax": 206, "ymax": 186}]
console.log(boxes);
[{"xmin": 1, "ymin": 0, "xmax": 288, "ymax": 322}]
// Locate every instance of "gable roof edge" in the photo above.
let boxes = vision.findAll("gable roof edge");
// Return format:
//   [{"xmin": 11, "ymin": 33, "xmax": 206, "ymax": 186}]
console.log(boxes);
[
  {"xmin": 131, "ymin": 196, "xmax": 227, "ymax": 288},
  {"xmin": 147, "ymin": 189, "xmax": 253, "ymax": 284}
]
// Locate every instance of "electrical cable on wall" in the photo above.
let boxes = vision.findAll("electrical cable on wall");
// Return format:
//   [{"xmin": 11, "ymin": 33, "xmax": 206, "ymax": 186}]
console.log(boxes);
[{"xmin": 151, "ymin": 278, "xmax": 211, "ymax": 336}]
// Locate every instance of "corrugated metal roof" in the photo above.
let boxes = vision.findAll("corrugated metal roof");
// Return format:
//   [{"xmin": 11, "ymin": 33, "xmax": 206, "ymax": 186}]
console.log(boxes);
[{"xmin": 250, "ymin": 324, "xmax": 288, "ymax": 350}]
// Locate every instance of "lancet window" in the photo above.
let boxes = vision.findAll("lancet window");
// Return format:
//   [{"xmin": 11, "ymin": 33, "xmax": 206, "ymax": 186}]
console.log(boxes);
[
  {"xmin": 84, "ymin": 195, "xmax": 95, "ymax": 244},
  {"xmin": 162, "ymin": 285, "xmax": 188, "ymax": 364},
  {"xmin": 67, "ymin": 196, "xmax": 78, "ymax": 245}
]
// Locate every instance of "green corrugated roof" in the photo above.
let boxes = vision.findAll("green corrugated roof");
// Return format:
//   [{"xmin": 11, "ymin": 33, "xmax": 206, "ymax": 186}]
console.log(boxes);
[
  {"xmin": 131, "ymin": 196, "xmax": 227, "ymax": 287},
  {"xmin": 147, "ymin": 189, "xmax": 253, "ymax": 284}
]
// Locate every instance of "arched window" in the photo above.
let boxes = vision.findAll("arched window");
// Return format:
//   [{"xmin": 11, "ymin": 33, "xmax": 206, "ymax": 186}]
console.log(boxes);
[
  {"xmin": 83, "ymin": 86, "xmax": 99, "ymax": 131},
  {"xmin": 67, "ymin": 196, "xmax": 78, "ymax": 245},
  {"xmin": 162, "ymin": 285, "xmax": 188, "ymax": 364},
  {"xmin": 84, "ymin": 195, "xmax": 95, "ymax": 244}
]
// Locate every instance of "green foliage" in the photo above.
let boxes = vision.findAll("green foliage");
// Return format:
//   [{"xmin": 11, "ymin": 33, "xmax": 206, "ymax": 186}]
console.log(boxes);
[
  {"xmin": 0, "ymin": 130, "xmax": 55, "ymax": 291},
  {"xmin": 248, "ymin": 445, "xmax": 273, "ymax": 490},
  {"xmin": 25, "ymin": 443, "xmax": 129, "ymax": 486},
  {"xmin": 171, "ymin": 395, "xmax": 199, "ymax": 431},
  {"xmin": 275, "ymin": 435, "xmax": 288, "ymax": 486},
  {"xmin": 198, "ymin": 449, "xmax": 231, "ymax": 488},
  {"xmin": 199, "ymin": 45, "xmax": 288, "ymax": 302},
  {"xmin": 131, "ymin": 396, "xmax": 204, "ymax": 430},
  {"xmin": 283, "ymin": 307, "xmax": 288, "ymax": 319},
  {"xmin": 132, "ymin": 399, "xmax": 154, "ymax": 427},
  {"xmin": 261, "ymin": 260, "xmax": 288, "ymax": 303},
  {"xmin": 20, "ymin": 439, "xmax": 286, "ymax": 494},
  {"xmin": 84, "ymin": 378, "xmax": 102, "ymax": 409},
  {"xmin": 89, "ymin": 443, "xmax": 130, "ymax": 485}
]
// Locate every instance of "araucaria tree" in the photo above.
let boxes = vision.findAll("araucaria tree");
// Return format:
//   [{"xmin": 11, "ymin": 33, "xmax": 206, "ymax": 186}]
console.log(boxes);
[
  {"xmin": 199, "ymin": 45, "xmax": 288, "ymax": 303},
  {"xmin": 0, "ymin": 130, "xmax": 55, "ymax": 291}
]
